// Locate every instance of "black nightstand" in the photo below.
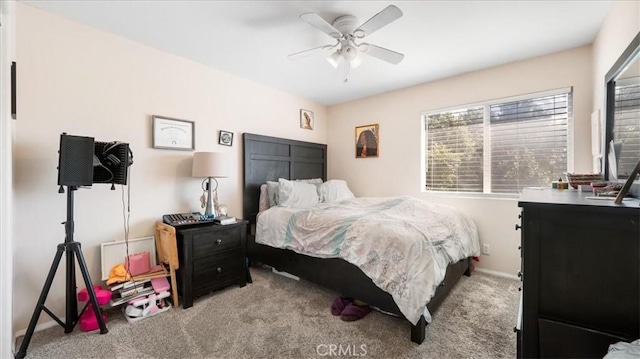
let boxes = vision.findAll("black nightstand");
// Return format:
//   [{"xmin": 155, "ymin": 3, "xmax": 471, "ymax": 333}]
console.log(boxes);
[{"xmin": 174, "ymin": 220, "xmax": 248, "ymax": 309}]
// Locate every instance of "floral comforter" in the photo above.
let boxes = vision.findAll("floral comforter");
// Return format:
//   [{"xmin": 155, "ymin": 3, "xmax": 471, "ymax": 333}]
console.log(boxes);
[{"xmin": 255, "ymin": 196, "xmax": 480, "ymax": 324}]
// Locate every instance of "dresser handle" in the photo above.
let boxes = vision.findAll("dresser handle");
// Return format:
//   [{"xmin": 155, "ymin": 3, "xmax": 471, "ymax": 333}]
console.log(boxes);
[
  {"xmin": 216, "ymin": 239, "xmax": 222, "ymax": 244},
  {"xmin": 515, "ymin": 224, "xmax": 521, "ymax": 231},
  {"xmin": 518, "ymin": 245, "xmax": 521, "ymax": 250},
  {"xmin": 517, "ymin": 270, "xmax": 522, "ymax": 278},
  {"xmin": 216, "ymin": 267, "xmax": 222, "ymax": 273}
]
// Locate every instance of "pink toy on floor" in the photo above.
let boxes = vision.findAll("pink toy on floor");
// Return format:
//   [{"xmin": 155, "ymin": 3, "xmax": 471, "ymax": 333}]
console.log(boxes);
[
  {"xmin": 123, "ymin": 277, "xmax": 172, "ymax": 323},
  {"xmin": 77, "ymin": 285, "xmax": 111, "ymax": 332}
]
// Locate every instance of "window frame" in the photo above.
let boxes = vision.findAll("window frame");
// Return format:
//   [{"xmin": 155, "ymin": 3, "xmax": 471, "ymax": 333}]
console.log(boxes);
[{"xmin": 421, "ymin": 87, "xmax": 573, "ymax": 198}]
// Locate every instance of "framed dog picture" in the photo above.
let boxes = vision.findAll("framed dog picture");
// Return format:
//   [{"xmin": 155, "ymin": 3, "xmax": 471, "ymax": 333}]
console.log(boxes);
[
  {"xmin": 219, "ymin": 130, "xmax": 234, "ymax": 146},
  {"xmin": 355, "ymin": 124, "xmax": 379, "ymax": 158}
]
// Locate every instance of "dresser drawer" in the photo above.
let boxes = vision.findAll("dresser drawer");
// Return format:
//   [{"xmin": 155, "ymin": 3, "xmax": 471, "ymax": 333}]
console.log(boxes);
[
  {"xmin": 192, "ymin": 226, "xmax": 241, "ymax": 259},
  {"xmin": 538, "ymin": 318, "xmax": 628, "ymax": 358},
  {"xmin": 193, "ymin": 251, "xmax": 244, "ymax": 294}
]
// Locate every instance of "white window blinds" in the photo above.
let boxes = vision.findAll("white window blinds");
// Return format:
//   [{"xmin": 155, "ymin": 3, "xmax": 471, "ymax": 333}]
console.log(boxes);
[
  {"xmin": 424, "ymin": 89, "xmax": 571, "ymax": 194},
  {"xmin": 490, "ymin": 93, "xmax": 570, "ymax": 193},
  {"xmin": 425, "ymin": 107, "xmax": 484, "ymax": 192}
]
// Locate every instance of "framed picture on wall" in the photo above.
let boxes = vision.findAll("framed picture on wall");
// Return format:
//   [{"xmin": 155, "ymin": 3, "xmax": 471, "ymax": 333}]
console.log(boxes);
[
  {"xmin": 355, "ymin": 124, "xmax": 379, "ymax": 158},
  {"xmin": 300, "ymin": 109, "xmax": 314, "ymax": 130},
  {"xmin": 219, "ymin": 130, "xmax": 234, "ymax": 146},
  {"xmin": 152, "ymin": 115, "xmax": 195, "ymax": 151}
]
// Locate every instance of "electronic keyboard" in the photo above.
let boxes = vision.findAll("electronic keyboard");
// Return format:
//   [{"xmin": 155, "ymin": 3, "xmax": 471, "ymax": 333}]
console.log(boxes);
[{"xmin": 162, "ymin": 212, "xmax": 215, "ymax": 227}]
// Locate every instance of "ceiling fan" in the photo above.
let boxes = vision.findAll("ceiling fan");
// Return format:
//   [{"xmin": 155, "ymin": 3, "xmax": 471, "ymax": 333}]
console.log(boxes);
[{"xmin": 288, "ymin": 5, "xmax": 404, "ymax": 81}]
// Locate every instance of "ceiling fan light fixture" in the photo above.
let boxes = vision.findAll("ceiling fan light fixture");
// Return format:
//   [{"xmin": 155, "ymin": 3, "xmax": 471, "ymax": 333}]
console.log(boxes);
[
  {"xmin": 341, "ymin": 44, "xmax": 362, "ymax": 69},
  {"xmin": 292, "ymin": 5, "xmax": 405, "ymax": 80},
  {"xmin": 327, "ymin": 50, "xmax": 342, "ymax": 68},
  {"xmin": 342, "ymin": 44, "xmax": 358, "ymax": 61},
  {"xmin": 350, "ymin": 53, "xmax": 363, "ymax": 69}
]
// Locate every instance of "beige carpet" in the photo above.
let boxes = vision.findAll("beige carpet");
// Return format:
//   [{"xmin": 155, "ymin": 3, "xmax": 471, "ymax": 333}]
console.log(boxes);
[{"xmin": 16, "ymin": 267, "xmax": 520, "ymax": 358}]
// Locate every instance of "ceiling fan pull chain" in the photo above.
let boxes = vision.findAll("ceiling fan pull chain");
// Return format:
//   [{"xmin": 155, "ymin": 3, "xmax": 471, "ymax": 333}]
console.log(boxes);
[{"xmin": 342, "ymin": 60, "xmax": 351, "ymax": 83}]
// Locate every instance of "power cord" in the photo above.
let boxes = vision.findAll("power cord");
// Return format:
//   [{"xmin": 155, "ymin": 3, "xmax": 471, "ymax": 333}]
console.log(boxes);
[{"xmin": 120, "ymin": 166, "xmax": 137, "ymax": 294}]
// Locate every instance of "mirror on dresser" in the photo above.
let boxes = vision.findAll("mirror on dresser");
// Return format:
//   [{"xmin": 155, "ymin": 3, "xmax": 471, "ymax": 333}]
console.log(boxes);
[{"xmin": 604, "ymin": 32, "xmax": 640, "ymax": 189}]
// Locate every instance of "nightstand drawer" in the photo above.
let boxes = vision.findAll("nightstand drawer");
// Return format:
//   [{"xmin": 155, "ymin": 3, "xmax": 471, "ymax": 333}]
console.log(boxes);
[
  {"xmin": 193, "ymin": 252, "xmax": 243, "ymax": 293},
  {"xmin": 192, "ymin": 226, "xmax": 241, "ymax": 258}
]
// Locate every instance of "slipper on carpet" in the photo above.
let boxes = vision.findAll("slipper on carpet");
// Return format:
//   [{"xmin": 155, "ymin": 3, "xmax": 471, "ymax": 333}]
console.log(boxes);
[
  {"xmin": 340, "ymin": 303, "xmax": 371, "ymax": 321},
  {"xmin": 331, "ymin": 296, "xmax": 353, "ymax": 316}
]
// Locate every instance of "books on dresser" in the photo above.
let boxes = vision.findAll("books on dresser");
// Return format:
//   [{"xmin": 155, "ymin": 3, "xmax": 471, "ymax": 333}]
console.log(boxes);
[{"xmin": 214, "ymin": 216, "xmax": 236, "ymax": 225}]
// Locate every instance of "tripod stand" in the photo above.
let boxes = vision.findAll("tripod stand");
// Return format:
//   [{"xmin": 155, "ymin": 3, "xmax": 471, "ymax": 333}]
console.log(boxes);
[{"xmin": 15, "ymin": 186, "xmax": 108, "ymax": 359}]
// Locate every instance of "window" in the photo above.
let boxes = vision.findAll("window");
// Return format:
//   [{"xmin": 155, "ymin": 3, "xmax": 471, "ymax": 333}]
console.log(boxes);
[
  {"xmin": 612, "ymin": 78, "xmax": 640, "ymax": 179},
  {"xmin": 424, "ymin": 88, "xmax": 572, "ymax": 194}
]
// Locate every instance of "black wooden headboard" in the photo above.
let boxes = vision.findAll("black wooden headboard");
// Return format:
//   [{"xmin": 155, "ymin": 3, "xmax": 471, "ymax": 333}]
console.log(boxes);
[{"xmin": 243, "ymin": 133, "xmax": 327, "ymax": 225}]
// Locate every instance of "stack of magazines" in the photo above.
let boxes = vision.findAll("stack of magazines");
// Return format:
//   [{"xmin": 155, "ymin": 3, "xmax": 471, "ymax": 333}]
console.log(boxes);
[
  {"xmin": 108, "ymin": 264, "xmax": 168, "ymax": 306},
  {"xmin": 109, "ymin": 279, "xmax": 154, "ymax": 306}
]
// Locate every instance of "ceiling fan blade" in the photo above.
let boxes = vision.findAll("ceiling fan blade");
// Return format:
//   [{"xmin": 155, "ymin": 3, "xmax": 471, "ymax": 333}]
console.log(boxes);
[
  {"xmin": 360, "ymin": 43, "xmax": 404, "ymax": 65},
  {"xmin": 288, "ymin": 45, "xmax": 331, "ymax": 60},
  {"xmin": 355, "ymin": 5, "xmax": 403, "ymax": 37},
  {"xmin": 300, "ymin": 13, "xmax": 342, "ymax": 39}
]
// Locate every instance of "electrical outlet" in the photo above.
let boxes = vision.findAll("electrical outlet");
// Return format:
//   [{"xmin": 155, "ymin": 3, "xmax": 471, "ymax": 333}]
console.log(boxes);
[{"xmin": 482, "ymin": 243, "xmax": 491, "ymax": 255}]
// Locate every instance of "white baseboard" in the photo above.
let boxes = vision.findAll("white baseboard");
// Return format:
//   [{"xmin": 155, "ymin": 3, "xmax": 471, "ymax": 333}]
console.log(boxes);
[
  {"xmin": 271, "ymin": 268, "xmax": 300, "ymax": 281},
  {"xmin": 13, "ymin": 319, "xmax": 59, "ymax": 351},
  {"xmin": 475, "ymin": 267, "xmax": 519, "ymax": 280}
]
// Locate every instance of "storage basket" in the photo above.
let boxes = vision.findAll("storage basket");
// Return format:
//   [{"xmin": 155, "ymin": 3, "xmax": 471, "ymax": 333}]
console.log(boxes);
[{"xmin": 564, "ymin": 173, "xmax": 603, "ymax": 189}]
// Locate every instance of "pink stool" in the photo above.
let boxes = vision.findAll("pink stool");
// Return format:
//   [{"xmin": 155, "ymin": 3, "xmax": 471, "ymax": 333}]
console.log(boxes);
[{"xmin": 77, "ymin": 285, "xmax": 111, "ymax": 332}]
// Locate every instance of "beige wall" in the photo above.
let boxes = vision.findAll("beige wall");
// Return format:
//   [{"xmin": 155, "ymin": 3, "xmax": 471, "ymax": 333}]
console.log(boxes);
[
  {"xmin": 13, "ymin": 3, "xmax": 327, "ymax": 333},
  {"xmin": 592, "ymin": 0, "xmax": 640, "ymax": 173},
  {"xmin": 327, "ymin": 45, "xmax": 594, "ymax": 276}
]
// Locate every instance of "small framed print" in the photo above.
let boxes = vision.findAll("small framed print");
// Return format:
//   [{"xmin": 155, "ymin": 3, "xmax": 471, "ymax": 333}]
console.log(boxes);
[
  {"xmin": 355, "ymin": 124, "xmax": 379, "ymax": 158},
  {"xmin": 152, "ymin": 115, "xmax": 195, "ymax": 151},
  {"xmin": 219, "ymin": 130, "xmax": 234, "ymax": 146},
  {"xmin": 300, "ymin": 109, "xmax": 314, "ymax": 130}
]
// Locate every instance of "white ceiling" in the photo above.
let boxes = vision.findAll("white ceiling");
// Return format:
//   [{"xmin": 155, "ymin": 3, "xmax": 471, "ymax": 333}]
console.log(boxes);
[{"xmin": 23, "ymin": 0, "xmax": 613, "ymax": 106}]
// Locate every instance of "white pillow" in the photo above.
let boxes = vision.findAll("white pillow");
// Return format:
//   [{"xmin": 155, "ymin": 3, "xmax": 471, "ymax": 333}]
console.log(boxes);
[
  {"xmin": 318, "ymin": 180, "xmax": 355, "ymax": 203},
  {"xmin": 296, "ymin": 178, "xmax": 323, "ymax": 186},
  {"xmin": 266, "ymin": 178, "xmax": 322, "ymax": 207},
  {"xmin": 266, "ymin": 181, "xmax": 279, "ymax": 207},
  {"xmin": 258, "ymin": 184, "xmax": 269, "ymax": 212},
  {"xmin": 278, "ymin": 178, "xmax": 319, "ymax": 208}
]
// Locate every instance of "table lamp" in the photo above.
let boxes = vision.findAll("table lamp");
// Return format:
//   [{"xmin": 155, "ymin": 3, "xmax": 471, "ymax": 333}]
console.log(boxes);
[{"xmin": 192, "ymin": 152, "xmax": 228, "ymax": 217}]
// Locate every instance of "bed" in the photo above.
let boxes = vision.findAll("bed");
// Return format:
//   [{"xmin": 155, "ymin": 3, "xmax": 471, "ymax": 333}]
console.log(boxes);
[{"xmin": 242, "ymin": 133, "xmax": 479, "ymax": 344}]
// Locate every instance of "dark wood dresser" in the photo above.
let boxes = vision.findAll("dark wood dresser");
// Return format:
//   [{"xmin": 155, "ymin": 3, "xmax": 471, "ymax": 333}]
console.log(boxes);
[
  {"xmin": 517, "ymin": 188, "xmax": 639, "ymax": 358},
  {"xmin": 174, "ymin": 220, "xmax": 248, "ymax": 309}
]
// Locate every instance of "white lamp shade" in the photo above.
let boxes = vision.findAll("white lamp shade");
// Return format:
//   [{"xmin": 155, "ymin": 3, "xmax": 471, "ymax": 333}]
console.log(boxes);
[{"xmin": 192, "ymin": 152, "xmax": 228, "ymax": 178}]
